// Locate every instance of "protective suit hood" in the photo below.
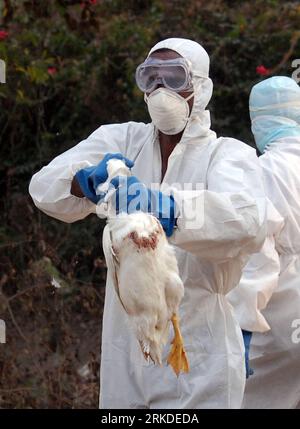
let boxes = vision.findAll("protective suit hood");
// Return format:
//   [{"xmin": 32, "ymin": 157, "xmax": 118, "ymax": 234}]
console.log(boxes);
[
  {"xmin": 250, "ymin": 76, "xmax": 300, "ymax": 153},
  {"xmin": 148, "ymin": 38, "xmax": 216, "ymax": 145}
]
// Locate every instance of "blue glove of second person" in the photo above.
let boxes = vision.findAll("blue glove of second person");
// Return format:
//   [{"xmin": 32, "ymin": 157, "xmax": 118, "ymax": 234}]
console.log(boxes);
[
  {"xmin": 75, "ymin": 153, "xmax": 134, "ymax": 204},
  {"xmin": 242, "ymin": 330, "xmax": 254, "ymax": 379},
  {"xmin": 110, "ymin": 175, "xmax": 177, "ymax": 237}
]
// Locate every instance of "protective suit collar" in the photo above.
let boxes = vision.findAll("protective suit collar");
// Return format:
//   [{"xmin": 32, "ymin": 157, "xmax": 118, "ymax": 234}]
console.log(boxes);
[{"xmin": 148, "ymin": 38, "xmax": 217, "ymax": 146}]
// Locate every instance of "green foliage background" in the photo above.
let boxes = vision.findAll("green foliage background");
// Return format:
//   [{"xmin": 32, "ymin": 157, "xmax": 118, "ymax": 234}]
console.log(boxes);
[{"xmin": 0, "ymin": 0, "xmax": 299, "ymax": 408}]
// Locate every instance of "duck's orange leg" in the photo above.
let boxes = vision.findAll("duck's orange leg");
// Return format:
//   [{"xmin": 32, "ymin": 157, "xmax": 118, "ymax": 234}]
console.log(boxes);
[{"xmin": 167, "ymin": 313, "xmax": 189, "ymax": 376}]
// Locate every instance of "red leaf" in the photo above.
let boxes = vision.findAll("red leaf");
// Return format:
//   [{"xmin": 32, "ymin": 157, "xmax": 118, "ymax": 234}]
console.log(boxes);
[
  {"xmin": 48, "ymin": 67, "xmax": 57, "ymax": 76},
  {"xmin": 256, "ymin": 65, "xmax": 270, "ymax": 76},
  {"xmin": 0, "ymin": 30, "xmax": 8, "ymax": 41}
]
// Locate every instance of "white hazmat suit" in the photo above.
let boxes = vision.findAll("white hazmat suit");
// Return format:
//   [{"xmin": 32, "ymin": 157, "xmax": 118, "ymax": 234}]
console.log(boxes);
[
  {"xmin": 228, "ymin": 200, "xmax": 283, "ymax": 335},
  {"xmin": 29, "ymin": 38, "xmax": 267, "ymax": 408},
  {"xmin": 234, "ymin": 76, "xmax": 300, "ymax": 409}
]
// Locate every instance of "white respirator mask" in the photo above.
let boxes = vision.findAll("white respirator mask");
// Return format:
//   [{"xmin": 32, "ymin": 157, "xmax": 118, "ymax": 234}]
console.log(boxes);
[{"xmin": 144, "ymin": 87, "xmax": 194, "ymax": 135}]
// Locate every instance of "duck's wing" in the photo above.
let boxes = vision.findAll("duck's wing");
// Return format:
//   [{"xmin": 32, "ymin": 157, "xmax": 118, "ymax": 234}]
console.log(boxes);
[{"xmin": 102, "ymin": 223, "xmax": 128, "ymax": 312}]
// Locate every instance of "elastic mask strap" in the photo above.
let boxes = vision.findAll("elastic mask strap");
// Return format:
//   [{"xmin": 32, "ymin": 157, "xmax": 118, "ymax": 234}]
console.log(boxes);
[
  {"xmin": 250, "ymin": 101, "xmax": 300, "ymax": 112},
  {"xmin": 251, "ymin": 114, "xmax": 298, "ymax": 126},
  {"xmin": 185, "ymin": 92, "xmax": 194, "ymax": 101}
]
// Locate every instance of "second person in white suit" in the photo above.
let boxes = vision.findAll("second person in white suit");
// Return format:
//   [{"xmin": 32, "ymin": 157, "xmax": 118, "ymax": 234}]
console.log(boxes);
[{"xmin": 230, "ymin": 76, "xmax": 300, "ymax": 409}]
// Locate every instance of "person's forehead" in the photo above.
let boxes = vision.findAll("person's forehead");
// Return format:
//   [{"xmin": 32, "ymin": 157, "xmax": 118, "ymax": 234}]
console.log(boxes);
[{"xmin": 149, "ymin": 49, "xmax": 182, "ymax": 60}]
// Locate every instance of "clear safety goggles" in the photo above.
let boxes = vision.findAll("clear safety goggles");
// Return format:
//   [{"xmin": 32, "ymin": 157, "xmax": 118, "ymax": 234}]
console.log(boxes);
[{"xmin": 135, "ymin": 57, "xmax": 193, "ymax": 93}]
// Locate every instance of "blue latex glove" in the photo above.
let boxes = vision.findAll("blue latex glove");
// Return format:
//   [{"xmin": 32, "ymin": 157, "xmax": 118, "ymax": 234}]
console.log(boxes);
[
  {"xmin": 75, "ymin": 153, "xmax": 134, "ymax": 204},
  {"xmin": 110, "ymin": 175, "xmax": 177, "ymax": 237},
  {"xmin": 242, "ymin": 330, "xmax": 254, "ymax": 379}
]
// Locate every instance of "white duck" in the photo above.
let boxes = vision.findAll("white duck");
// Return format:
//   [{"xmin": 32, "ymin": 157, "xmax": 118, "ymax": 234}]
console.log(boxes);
[{"xmin": 100, "ymin": 159, "xmax": 189, "ymax": 376}]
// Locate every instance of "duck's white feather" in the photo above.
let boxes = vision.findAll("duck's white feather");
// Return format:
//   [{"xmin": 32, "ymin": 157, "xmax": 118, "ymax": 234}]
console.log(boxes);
[{"xmin": 102, "ymin": 159, "xmax": 184, "ymax": 366}]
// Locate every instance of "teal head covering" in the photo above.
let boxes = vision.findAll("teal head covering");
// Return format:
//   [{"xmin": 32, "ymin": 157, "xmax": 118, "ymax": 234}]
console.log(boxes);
[{"xmin": 249, "ymin": 76, "xmax": 300, "ymax": 153}]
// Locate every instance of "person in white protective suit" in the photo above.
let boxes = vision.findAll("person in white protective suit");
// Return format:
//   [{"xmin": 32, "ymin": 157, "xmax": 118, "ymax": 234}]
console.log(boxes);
[
  {"xmin": 29, "ymin": 38, "xmax": 267, "ymax": 409},
  {"xmin": 230, "ymin": 76, "xmax": 300, "ymax": 409}
]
